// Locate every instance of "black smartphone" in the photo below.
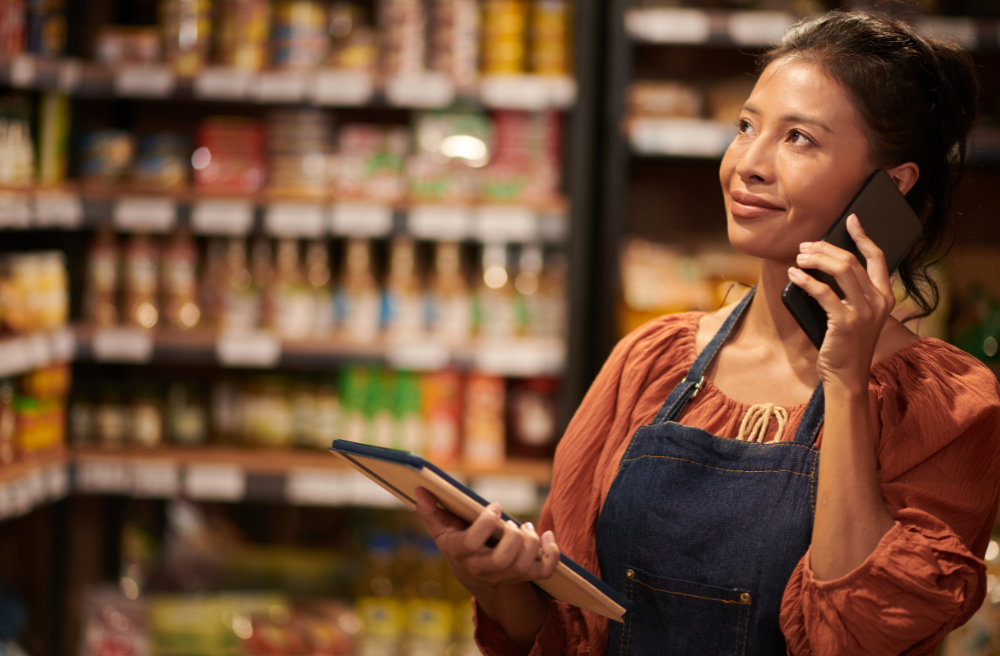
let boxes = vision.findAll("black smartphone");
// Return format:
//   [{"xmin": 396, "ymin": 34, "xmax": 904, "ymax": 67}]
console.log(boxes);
[{"xmin": 780, "ymin": 169, "xmax": 924, "ymax": 349}]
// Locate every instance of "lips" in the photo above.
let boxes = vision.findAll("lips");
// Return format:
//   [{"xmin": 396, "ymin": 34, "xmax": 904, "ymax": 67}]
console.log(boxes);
[{"xmin": 730, "ymin": 189, "xmax": 784, "ymax": 219}]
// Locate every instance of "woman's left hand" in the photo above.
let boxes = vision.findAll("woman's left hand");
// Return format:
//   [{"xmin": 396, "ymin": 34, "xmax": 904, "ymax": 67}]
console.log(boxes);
[{"xmin": 788, "ymin": 213, "xmax": 896, "ymax": 392}]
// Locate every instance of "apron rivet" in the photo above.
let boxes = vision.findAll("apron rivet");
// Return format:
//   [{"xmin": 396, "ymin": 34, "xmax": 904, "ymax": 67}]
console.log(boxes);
[
  {"xmin": 626, "ymin": 569, "xmax": 635, "ymax": 579},
  {"xmin": 740, "ymin": 592, "xmax": 751, "ymax": 604}
]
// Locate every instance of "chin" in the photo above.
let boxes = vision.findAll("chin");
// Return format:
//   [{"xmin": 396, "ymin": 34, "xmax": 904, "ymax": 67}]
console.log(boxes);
[{"xmin": 726, "ymin": 216, "xmax": 795, "ymax": 262}]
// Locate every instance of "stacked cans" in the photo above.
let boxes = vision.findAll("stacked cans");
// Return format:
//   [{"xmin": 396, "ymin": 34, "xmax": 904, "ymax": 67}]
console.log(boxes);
[
  {"xmin": 379, "ymin": 0, "xmax": 427, "ymax": 77},
  {"xmin": 266, "ymin": 108, "xmax": 333, "ymax": 195},
  {"xmin": 215, "ymin": 0, "xmax": 270, "ymax": 71},
  {"xmin": 270, "ymin": 0, "xmax": 328, "ymax": 71}
]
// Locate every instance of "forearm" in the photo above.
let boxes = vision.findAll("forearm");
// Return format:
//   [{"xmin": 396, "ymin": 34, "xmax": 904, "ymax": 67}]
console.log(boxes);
[
  {"xmin": 471, "ymin": 581, "xmax": 550, "ymax": 653},
  {"xmin": 810, "ymin": 382, "xmax": 894, "ymax": 581}
]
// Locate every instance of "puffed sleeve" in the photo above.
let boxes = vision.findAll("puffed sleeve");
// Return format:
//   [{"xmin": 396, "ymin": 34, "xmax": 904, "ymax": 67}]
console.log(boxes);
[
  {"xmin": 780, "ymin": 340, "xmax": 1000, "ymax": 656},
  {"xmin": 473, "ymin": 313, "xmax": 700, "ymax": 656}
]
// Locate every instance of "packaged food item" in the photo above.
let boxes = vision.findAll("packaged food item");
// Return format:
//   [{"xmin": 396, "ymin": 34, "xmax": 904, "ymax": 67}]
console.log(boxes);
[
  {"xmin": 210, "ymin": 380, "xmax": 240, "ymax": 441},
  {"xmin": 271, "ymin": 0, "xmax": 328, "ymax": 71},
  {"xmin": 132, "ymin": 386, "xmax": 164, "ymax": 448},
  {"xmin": 327, "ymin": 2, "xmax": 377, "ymax": 72},
  {"xmin": 366, "ymin": 369, "xmax": 396, "ymax": 448},
  {"xmin": 123, "ymin": 234, "xmax": 160, "ymax": 329},
  {"xmin": 379, "ymin": 0, "xmax": 426, "ymax": 77},
  {"xmin": 627, "ymin": 81, "xmax": 703, "ymax": 119},
  {"xmin": 356, "ymin": 534, "xmax": 404, "ymax": 655},
  {"xmin": 0, "ymin": 251, "xmax": 68, "ymax": 333},
  {"xmin": 166, "ymin": 383, "xmax": 208, "ymax": 445},
  {"xmin": 306, "ymin": 378, "xmax": 339, "ymax": 448},
  {"xmin": 193, "ymin": 117, "xmax": 266, "ymax": 194},
  {"xmin": 333, "ymin": 124, "xmax": 408, "ymax": 201},
  {"xmin": 421, "ymin": 368, "xmax": 462, "ymax": 465},
  {"xmin": 69, "ymin": 394, "xmax": 95, "ymax": 446},
  {"xmin": 0, "ymin": 0, "xmax": 26, "ymax": 56},
  {"xmin": 0, "ymin": 94, "xmax": 35, "ymax": 187},
  {"xmin": 383, "ymin": 237, "xmax": 426, "ymax": 340},
  {"xmin": 221, "ymin": 239, "xmax": 260, "ymax": 332},
  {"xmin": 266, "ymin": 108, "xmax": 333, "ymax": 196},
  {"xmin": 242, "ymin": 377, "xmax": 294, "ymax": 447},
  {"xmin": 215, "ymin": 0, "xmax": 269, "ymax": 71},
  {"xmin": 475, "ymin": 243, "xmax": 516, "ymax": 339},
  {"xmin": 161, "ymin": 225, "xmax": 201, "ymax": 330},
  {"xmin": 14, "ymin": 394, "xmax": 64, "ymax": 453},
  {"xmin": 463, "ymin": 373, "xmax": 505, "ymax": 468},
  {"xmin": 22, "ymin": 363, "xmax": 70, "ymax": 397},
  {"xmin": 0, "ymin": 379, "xmax": 15, "ymax": 464},
  {"xmin": 85, "ymin": 227, "xmax": 120, "ymax": 327},
  {"xmin": 427, "ymin": 242, "xmax": 471, "ymax": 344},
  {"xmin": 273, "ymin": 239, "xmax": 316, "ymax": 340},
  {"xmin": 199, "ymin": 238, "xmax": 228, "ymax": 328},
  {"xmin": 95, "ymin": 26, "xmax": 161, "ymax": 66},
  {"xmin": 482, "ymin": 0, "xmax": 528, "ymax": 75},
  {"xmin": 403, "ymin": 538, "xmax": 454, "ymax": 655},
  {"xmin": 80, "ymin": 130, "xmax": 135, "ymax": 183},
  {"xmin": 37, "ymin": 92, "xmax": 69, "ymax": 186},
  {"xmin": 96, "ymin": 386, "xmax": 128, "ymax": 448},
  {"xmin": 306, "ymin": 240, "xmax": 335, "ymax": 337},
  {"xmin": 480, "ymin": 110, "xmax": 560, "ymax": 203},
  {"xmin": 340, "ymin": 366, "xmax": 371, "ymax": 444},
  {"xmin": 531, "ymin": 0, "xmax": 570, "ymax": 75},
  {"xmin": 395, "ymin": 371, "xmax": 423, "ymax": 453},
  {"xmin": 516, "ymin": 245, "xmax": 567, "ymax": 338},
  {"xmin": 508, "ymin": 376, "xmax": 557, "ymax": 458},
  {"xmin": 431, "ymin": 0, "xmax": 479, "ymax": 91},
  {"xmin": 408, "ymin": 112, "xmax": 489, "ymax": 202},
  {"xmin": 133, "ymin": 133, "xmax": 189, "ymax": 190},
  {"xmin": 251, "ymin": 238, "xmax": 274, "ymax": 327},
  {"xmin": 337, "ymin": 239, "xmax": 381, "ymax": 342},
  {"xmin": 160, "ymin": 0, "xmax": 211, "ymax": 75},
  {"xmin": 27, "ymin": 0, "xmax": 66, "ymax": 57}
]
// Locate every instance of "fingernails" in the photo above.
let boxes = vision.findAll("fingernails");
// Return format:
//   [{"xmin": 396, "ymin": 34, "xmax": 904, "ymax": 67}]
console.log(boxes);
[
  {"xmin": 507, "ymin": 520, "xmax": 518, "ymax": 530},
  {"xmin": 799, "ymin": 242, "xmax": 813, "ymax": 250},
  {"xmin": 487, "ymin": 503, "xmax": 502, "ymax": 516},
  {"xmin": 848, "ymin": 214, "xmax": 861, "ymax": 227},
  {"xmin": 524, "ymin": 522, "xmax": 535, "ymax": 532},
  {"xmin": 542, "ymin": 531, "xmax": 555, "ymax": 546},
  {"xmin": 788, "ymin": 267, "xmax": 801, "ymax": 279},
  {"xmin": 796, "ymin": 253, "xmax": 809, "ymax": 263}
]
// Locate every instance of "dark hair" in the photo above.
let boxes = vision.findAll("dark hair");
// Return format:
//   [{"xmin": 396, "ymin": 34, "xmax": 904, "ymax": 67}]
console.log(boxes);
[{"xmin": 760, "ymin": 12, "xmax": 978, "ymax": 319}]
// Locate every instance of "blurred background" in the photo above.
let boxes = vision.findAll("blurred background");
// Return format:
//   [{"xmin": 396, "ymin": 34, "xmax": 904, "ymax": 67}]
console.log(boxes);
[{"xmin": 0, "ymin": 0, "xmax": 997, "ymax": 654}]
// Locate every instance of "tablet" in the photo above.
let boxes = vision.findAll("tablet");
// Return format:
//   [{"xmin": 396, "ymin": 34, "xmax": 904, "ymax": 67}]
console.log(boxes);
[{"xmin": 329, "ymin": 439, "xmax": 632, "ymax": 623}]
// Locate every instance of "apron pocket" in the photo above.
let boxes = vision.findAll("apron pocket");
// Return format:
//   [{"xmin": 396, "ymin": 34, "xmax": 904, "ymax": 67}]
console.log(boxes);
[{"xmin": 618, "ymin": 567, "xmax": 751, "ymax": 656}]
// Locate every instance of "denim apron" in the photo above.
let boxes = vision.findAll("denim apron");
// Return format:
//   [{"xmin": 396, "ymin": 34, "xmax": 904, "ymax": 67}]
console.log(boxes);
[{"xmin": 595, "ymin": 288, "xmax": 824, "ymax": 655}]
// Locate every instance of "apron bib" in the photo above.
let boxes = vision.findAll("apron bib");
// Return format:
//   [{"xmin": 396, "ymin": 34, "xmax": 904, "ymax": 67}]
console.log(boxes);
[{"xmin": 595, "ymin": 288, "xmax": 825, "ymax": 655}]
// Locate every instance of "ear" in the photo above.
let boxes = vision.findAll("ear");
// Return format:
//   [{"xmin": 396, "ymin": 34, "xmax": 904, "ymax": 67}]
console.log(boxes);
[{"xmin": 885, "ymin": 162, "xmax": 919, "ymax": 196}]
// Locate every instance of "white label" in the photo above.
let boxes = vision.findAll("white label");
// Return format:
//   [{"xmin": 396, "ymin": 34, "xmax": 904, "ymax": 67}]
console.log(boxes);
[
  {"xmin": 58, "ymin": 60, "xmax": 81, "ymax": 91},
  {"xmin": 330, "ymin": 203, "xmax": 393, "ymax": 236},
  {"xmin": 544, "ymin": 75, "xmax": 577, "ymax": 108},
  {"xmin": 286, "ymin": 470, "xmax": 353, "ymax": 506},
  {"xmin": 386, "ymin": 339, "xmax": 451, "ymax": 371},
  {"xmin": 480, "ymin": 75, "xmax": 550, "ymax": 111},
  {"xmin": 193, "ymin": 67, "xmax": 253, "ymax": 100},
  {"xmin": 474, "ymin": 338, "xmax": 565, "ymax": 376},
  {"xmin": 114, "ymin": 196, "xmax": 177, "ymax": 233},
  {"xmin": 349, "ymin": 472, "xmax": 406, "ymax": 508},
  {"xmin": 917, "ymin": 17, "xmax": 978, "ymax": 51},
  {"xmin": 624, "ymin": 8, "xmax": 712, "ymax": 44},
  {"xmin": 311, "ymin": 69, "xmax": 375, "ymax": 106},
  {"xmin": 132, "ymin": 461, "xmax": 180, "ymax": 497},
  {"xmin": 629, "ymin": 118, "xmax": 734, "ymax": 158},
  {"xmin": 408, "ymin": 205, "xmax": 470, "ymax": 240},
  {"xmin": 216, "ymin": 330, "xmax": 281, "ymax": 367},
  {"xmin": 476, "ymin": 206, "xmax": 537, "ymax": 242},
  {"xmin": 21, "ymin": 333, "xmax": 51, "ymax": 370},
  {"xmin": 538, "ymin": 210, "xmax": 568, "ymax": 242},
  {"xmin": 385, "ymin": 72, "xmax": 455, "ymax": 108},
  {"xmin": 470, "ymin": 476, "xmax": 539, "ymax": 514},
  {"xmin": 34, "ymin": 192, "xmax": 84, "ymax": 228},
  {"xmin": 115, "ymin": 66, "xmax": 176, "ymax": 98},
  {"xmin": 264, "ymin": 202, "xmax": 325, "ymax": 237},
  {"xmin": 727, "ymin": 12, "xmax": 796, "ymax": 46},
  {"xmin": 10, "ymin": 55, "xmax": 35, "ymax": 87},
  {"xmin": 191, "ymin": 199, "xmax": 254, "ymax": 235},
  {"xmin": 252, "ymin": 71, "xmax": 307, "ymax": 102},
  {"xmin": 0, "ymin": 337, "xmax": 29, "ymax": 378},
  {"xmin": 76, "ymin": 460, "xmax": 133, "ymax": 493},
  {"xmin": 45, "ymin": 465, "xmax": 69, "ymax": 499},
  {"xmin": 92, "ymin": 327, "xmax": 154, "ymax": 363},
  {"xmin": 185, "ymin": 464, "xmax": 245, "ymax": 501},
  {"xmin": 49, "ymin": 327, "xmax": 76, "ymax": 362},
  {"xmin": 0, "ymin": 194, "xmax": 32, "ymax": 228}
]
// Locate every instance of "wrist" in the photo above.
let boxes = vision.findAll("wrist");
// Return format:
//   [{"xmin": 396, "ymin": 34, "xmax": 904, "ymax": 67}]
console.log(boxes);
[{"xmin": 822, "ymin": 376, "xmax": 869, "ymax": 401}]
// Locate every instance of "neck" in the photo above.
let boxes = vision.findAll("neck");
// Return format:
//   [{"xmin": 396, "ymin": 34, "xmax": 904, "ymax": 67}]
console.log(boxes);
[{"xmin": 742, "ymin": 260, "xmax": 817, "ymax": 360}]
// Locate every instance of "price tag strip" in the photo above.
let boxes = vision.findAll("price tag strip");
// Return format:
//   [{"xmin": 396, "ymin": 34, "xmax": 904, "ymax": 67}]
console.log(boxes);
[
  {"xmin": 480, "ymin": 75, "xmax": 550, "ymax": 111},
  {"xmin": 184, "ymin": 464, "xmax": 246, "ymax": 501},
  {"xmin": 475, "ymin": 206, "xmax": 538, "ymax": 242},
  {"xmin": 132, "ymin": 461, "xmax": 180, "ymax": 498},
  {"xmin": 113, "ymin": 196, "xmax": 177, "ymax": 233},
  {"xmin": 470, "ymin": 476, "xmax": 540, "ymax": 514},
  {"xmin": 624, "ymin": 8, "xmax": 712, "ymax": 44},
  {"xmin": 408, "ymin": 205, "xmax": 470, "ymax": 240},
  {"xmin": 216, "ymin": 331, "xmax": 281, "ymax": 368},
  {"xmin": 286, "ymin": 470, "xmax": 356, "ymax": 506},
  {"xmin": 330, "ymin": 203, "xmax": 393, "ymax": 236},
  {"xmin": 727, "ymin": 11, "xmax": 796, "ymax": 46},
  {"xmin": 191, "ymin": 199, "xmax": 254, "ymax": 235},
  {"xmin": 114, "ymin": 66, "xmax": 176, "ymax": 98},
  {"xmin": 0, "ymin": 193, "xmax": 32, "ymax": 229},
  {"xmin": 311, "ymin": 70, "xmax": 375, "ymax": 106},
  {"xmin": 629, "ymin": 118, "xmax": 735, "ymax": 159},
  {"xmin": 9, "ymin": 55, "xmax": 35, "ymax": 88},
  {"xmin": 252, "ymin": 72, "xmax": 308, "ymax": 103},
  {"xmin": 264, "ymin": 202, "xmax": 325, "ymax": 238},
  {"xmin": 474, "ymin": 338, "xmax": 566, "ymax": 377},
  {"xmin": 34, "ymin": 192, "xmax": 84, "ymax": 228},
  {"xmin": 76, "ymin": 459, "xmax": 133, "ymax": 493},
  {"xmin": 385, "ymin": 339, "xmax": 451, "ymax": 371},
  {"xmin": 193, "ymin": 67, "xmax": 253, "ymax": 100},
  {"xmin": 385, "ymin": 72, "xmax": 455, "ymax": 108},
  {"xmin": 92, "ymin": 327, "xmax": 155, "ymax": 363}
]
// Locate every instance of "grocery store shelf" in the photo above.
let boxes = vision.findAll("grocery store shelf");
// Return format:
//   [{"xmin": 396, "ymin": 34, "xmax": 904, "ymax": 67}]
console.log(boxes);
[
  {"xmin": 73, "ymin": 325, "xmax": 568, "ymax": 376},
  {"xmin": 0, "ymin": 186, "xmax": 569, "ymax": 242},
  {"xmin": 624, "ymin": 8, "xmax": 985, "ymax": 51},
  {"xmin": 0, "ymin": 448, "xmax": 69, "ymax": 522},
  {"xmin": 0, "ymin": 56, "xmax": 577, "ymax": 110},
  {"xmin": 0, "ymin": 327, "xmax": 75, "ymax": 378},
  {"xmin": 72, "ymin": 446, "xmax": 551, "ymax": 512}
]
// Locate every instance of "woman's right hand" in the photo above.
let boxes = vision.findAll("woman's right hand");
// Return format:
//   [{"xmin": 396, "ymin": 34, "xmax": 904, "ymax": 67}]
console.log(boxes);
[{"xmin": 413, "ymin": 486, "xmax": 561, "ymax": 596}]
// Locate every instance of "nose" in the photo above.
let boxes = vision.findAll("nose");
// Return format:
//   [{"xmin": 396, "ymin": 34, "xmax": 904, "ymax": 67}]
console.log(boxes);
[{"xmin": 735, "ymin": 132, "xmax": 775, "ymax": 184}]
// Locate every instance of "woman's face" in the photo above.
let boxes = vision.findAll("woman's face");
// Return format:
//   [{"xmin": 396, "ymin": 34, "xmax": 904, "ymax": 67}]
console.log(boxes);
[{"xmin": 719, "ymin": 57, "xmax": 874, "ymax": 265}]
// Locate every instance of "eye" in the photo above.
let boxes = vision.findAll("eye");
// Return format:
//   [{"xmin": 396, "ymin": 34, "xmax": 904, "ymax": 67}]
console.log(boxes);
[
  {"xmin": 788, "ymin": 129, "xmax": 813, "ymax": 145},
  {"xmin": 735, "ymin": 119, "xmax": 755, "ymax": 135}
]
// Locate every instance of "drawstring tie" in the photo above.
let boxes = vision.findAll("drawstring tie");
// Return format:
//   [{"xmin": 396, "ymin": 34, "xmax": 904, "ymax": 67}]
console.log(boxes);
[{"xmin": 736, "ymin": 403, "xmax": 788, "ymax": 444}]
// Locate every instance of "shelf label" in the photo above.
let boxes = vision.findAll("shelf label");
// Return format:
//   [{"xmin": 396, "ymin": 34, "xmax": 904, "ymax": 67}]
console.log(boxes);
[
  {"xmin": 408, "ymin": 205, "xmax": 470, "ymax": 240},
  {"xmin": 192, "ymin": 199, "xmax": 254, "ymax": 235},
  {"xmin": 114, "ymin": 66, "xmax": 176, "ymax": 98},
  {"xmin": 44, "ymin": 465, "xmax": 69, "ymax": 500},
  {"xmin": 286, "ymin": 470, "xmax": 354, "ymax": 506},
  {"xmin": 92, "ymin": 327, "xmax": 154, "ymax": 363},
  {"xmin": 132, "ymin": 461, "xmax": 180, "ymax": 497},
  {"xmin": 386, "ymin": 339, "xmax": 451, "ymax": 371},
  {"xmin": 34, "ymin": 192, "xmax": 84, "ymax": 228},
  {"xmin": 470, "ymin": 476, "xmax": 539, "ymax": 514},
  {"xmin": 311, "ymin": 69, "xmax": 374, "ymax": 106},
  {"xmin": 76, "ymin": 459, "xmax": 133, "ymax": 493},
  {"xmin": 21, "ymin": 333, "xmax": 51, "ymax": 370},
  {"xmin": 185, "ymin": 465, "xmax": 245, "ymax": 501},
  {"xmin": 193, "ymin": 67, "xmax": 253, "ymax": 100},
  {"xmin": 57, "ymin": 60, "xmax": 81, "ymax": 91},
  {"xmin": 10, "ymin": 55, "xmax": 34, "ymax": 87},
  {"xmin": 252, "ymin": 71, "xmax": 307, "ymax": 102},
  {"xmin": 475, "ymin": 206, "xmax": 537, "ymax": 242},
  {"xmin": 330, "ymin": 203, "xmax": 393, "ymax": 236},
  {"xmin": 49, "ymin": 327, "xmax": 76, "ymax": 362},
  {"xmin": 385, "ymin": 72, "xmax": 455, "ymax": 108},
  {"xmin": 728, "ymin": 11, "xmax": 795, "ymax": 46},
  {"xmin": 0, "ymin": 193, "xmax": 31, "ymax": 228},
  {"xmin": 0, "ymin": 336, "xmax": 29, "ymax": 378},
  {"xmin": 264, "ymin": 202, "xmax": 325, "ymax": 237},
  {"xmin": 629, "ymin": 118, "xmax": 734, "ymax": 158},
  {"xmin": 474, "ymin": 338, "xmax": 565, "ymax": 376},
  {"xmin": 113, "ymin": 196, "xmax": 177, "ymax": 233},
  {"xmin": 216, "ymin": 330, "xmax": 281, "ymax": 368},
  {"xmin": 480, "ymin": 75, "xmax": 549, "ymax": 110},
  {"xmin": 624, "ymin": 8, "xmax": 712, "ymax": 44}
]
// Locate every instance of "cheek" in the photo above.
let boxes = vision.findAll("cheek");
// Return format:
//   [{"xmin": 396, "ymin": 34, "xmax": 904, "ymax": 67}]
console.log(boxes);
[{"xmin": 719, "ymin": 143, "xmax": 738, "ymax": 191}]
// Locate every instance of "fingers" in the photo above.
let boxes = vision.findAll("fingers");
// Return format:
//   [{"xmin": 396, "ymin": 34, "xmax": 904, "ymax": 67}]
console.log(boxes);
[
  {"xmin": 414, "ymin": 487, "xmax": 469, "ymax": 537},
  {"xmin": 511, "ymin": 522, "xmax": 542, "ymax": 574},
  {"xmin": 846, "ymin": 214, "xmax": 892, "ymax": 295},
  {"xmin": 528, "ymin": 530, "xmax": 561, "ymax": 580},
  {"xmin": 460, "ymin": 503, "xmax": 505, "ymax": 556}
]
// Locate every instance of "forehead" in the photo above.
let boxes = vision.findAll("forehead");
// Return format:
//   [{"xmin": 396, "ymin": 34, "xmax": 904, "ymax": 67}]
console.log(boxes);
[{"xmin": 749, "ymin": 58, "xmax": 862, "ymax": 130}]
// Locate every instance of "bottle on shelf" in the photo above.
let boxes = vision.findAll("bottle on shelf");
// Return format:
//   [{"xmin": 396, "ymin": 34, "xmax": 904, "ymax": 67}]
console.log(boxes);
[
  {"xmin": 341, "ymin": 366, "xmax": 371, "ymax": 444},
  {"xmin": 251, "ymin": 238, "xmax": 275, "ymax": 330},
  {"xmin": 514, "ymin": 243, "xmax": 543, "ymax": 336},
  {"xmin": 476, "ymin": 243, "xmax": 516, "ymax": 340},
  {"xmin": 221, "ymin": 239, "xmax": 260, "ymax": 332},
  {"xmin": 427, "ymin": 241, "xmax": 471, "ymax": 344},
  {"xmin": 273, "ymin": 239, "xmax": 317, "ymax": 340},
  {"xmin": 402, "ymin": 538, "xmax": 455, "ymax": 656},
  {"xmin": 166, "ymin": 383, "xmax": 208, "ymax": 446},
  {"xmin": 384, "ymin": 237, "xmax": 426, "ymax": 340},
  {"xmin": 0, "ymin": 95, "xmax": 36, "ymax": 187},
  {"xmin": 305, "ymin": 240, "xmax": 335, "ymax": 338},
  {"xmin": 395, "ymin": 371, "xmax": 423, "ymax": 454},
  {"xmin": 123, "ymin": 234, "xmax": 160, "ymax": 330},
  {"xmin": 356, "ymin": 533, "xmax": 404, "ymax": 656},
  {"xmin": 508, "ymin": 376, "xmax": 558, "ymax": 459},
  {"xmin": 463, "ymin": 372, "xmax": 506, "ymax": 469},
  {"xmin": 199, "ymin": 239, "xmax": 227, "ymax": 329},
  {"xmin": 131, "ymin": 386, "xmax": 164, "ymax": 449},
  {"xmin": 421, "ymin": 368, "xmax": 462, "ymax": 465},
  {"xmin": 367, "ymin": 369, "xmax": 397, "ymax": 448},
  {"xmin": 338, "ymin": 239, "xmax": 382, "ymax": 342},
  {"xmin": 161, "ymin": 225, "xmax": 202, "ymax": 331},
  {"xmin": 85, "ymin": 226, "xmax": 121, "ymax": 328}
]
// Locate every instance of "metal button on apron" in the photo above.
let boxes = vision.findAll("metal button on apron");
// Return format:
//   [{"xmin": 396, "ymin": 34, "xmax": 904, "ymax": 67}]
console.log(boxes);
[
  {"xmin": 626, "ymin": 569, "xmax": 635, "ymax": 579},
  {"xmin": 740, "ymin": 593, "xmax": 751, "ymax": 604}
]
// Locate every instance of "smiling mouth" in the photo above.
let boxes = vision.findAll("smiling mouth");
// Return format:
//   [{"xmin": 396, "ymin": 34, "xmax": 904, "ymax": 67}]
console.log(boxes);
[{"xmin": 730, "ymin": 190, "xmax": 784, "ymax": 219}]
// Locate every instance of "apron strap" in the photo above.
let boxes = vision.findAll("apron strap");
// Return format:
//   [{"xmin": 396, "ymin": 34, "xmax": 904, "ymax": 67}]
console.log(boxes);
[
  {"xmin": 653, "ymin": 287, "xmax": 756, "ymax": 424},
  {"xmin": 791, "ymin": 383, "xmax": 825, "ymax": 446}
]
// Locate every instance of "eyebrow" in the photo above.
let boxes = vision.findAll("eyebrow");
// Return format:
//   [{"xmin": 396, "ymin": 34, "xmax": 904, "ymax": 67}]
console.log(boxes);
[{"xmin": 742, "ymin": 105, "xmax": 833, "ymax": 134}]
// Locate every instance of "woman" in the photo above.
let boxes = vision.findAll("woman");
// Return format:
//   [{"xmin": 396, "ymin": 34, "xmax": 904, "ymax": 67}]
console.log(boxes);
[{"xmin": 416, "ymin": 12, "xmax": 1000, "ymax": 655}]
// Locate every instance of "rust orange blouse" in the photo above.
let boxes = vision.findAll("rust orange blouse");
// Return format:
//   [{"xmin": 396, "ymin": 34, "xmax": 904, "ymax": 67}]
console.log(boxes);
[{"xmin": 474, "ymin": 312, "xmax": 1000, "ymax": 656}]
